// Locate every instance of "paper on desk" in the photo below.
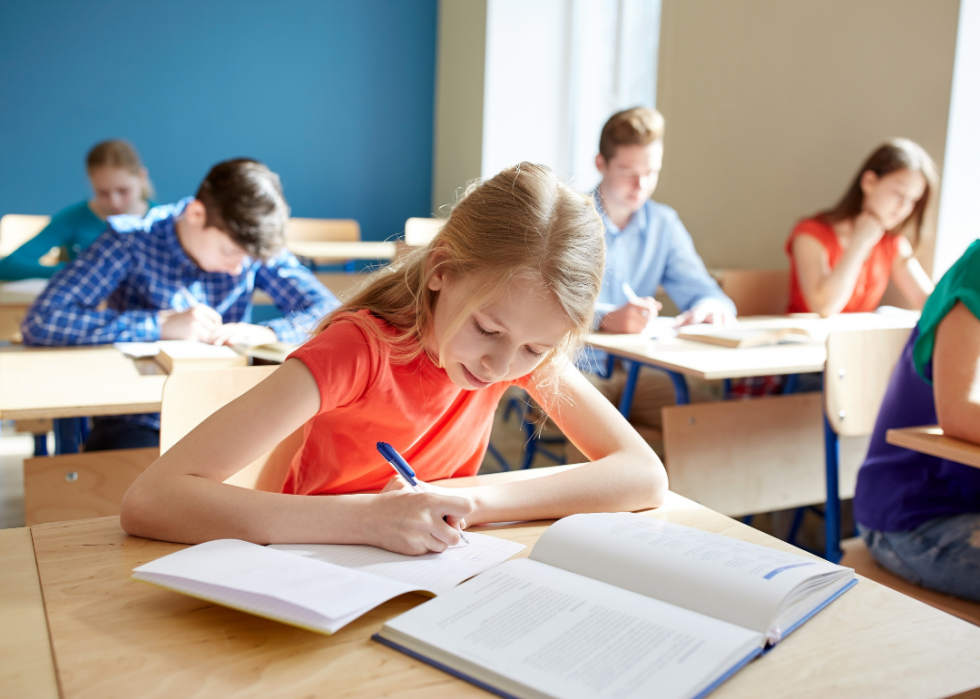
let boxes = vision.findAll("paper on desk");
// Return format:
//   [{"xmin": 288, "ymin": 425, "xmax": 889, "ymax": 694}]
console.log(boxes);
[
  {"xmin": 113, "ymin": 342, "xmax": 160, "ymax": 358},
  {"xmin": 641, "ymin": 316, "xmax": 679, "ymax": 339},
  {"xmin": 273, "ymin": 532, "xmax": 526, "ymax": 596},
  {"xmin": 0, "ymin": 278, "xmax": 48, "ymax": 295}
]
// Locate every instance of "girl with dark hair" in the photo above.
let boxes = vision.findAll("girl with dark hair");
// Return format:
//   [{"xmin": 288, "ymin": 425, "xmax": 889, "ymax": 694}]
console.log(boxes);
[
  {"xmin": 0, "ymin": 139, "xmax": 155, "ymax": 280},
  {"xmin": 786, "ymin": 139, "xmax": 937, "ymax": 316}
]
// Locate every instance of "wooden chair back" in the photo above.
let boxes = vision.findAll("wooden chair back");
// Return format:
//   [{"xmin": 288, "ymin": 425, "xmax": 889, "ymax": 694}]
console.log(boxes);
[
  {"xmin": 719, "ymin": 269, "xmax": 789, "ymax": 316},
  {"xmin": 404, "ymin": 217, "xmax": 445, "ymax": 247},
  {"xmin": 160, "ymin": 366, "xmax": 302, "ymax": 492},
  {"xmin": 0, "ymin": 214, "xmax": 50, "ymax": 257},
  {"xmin": 824, "ymin": 327, "xmax": 912, "ymax": 437},
  {"xmin": 286, "ymin": 218, "xmax": 360, "ymax": 243}
]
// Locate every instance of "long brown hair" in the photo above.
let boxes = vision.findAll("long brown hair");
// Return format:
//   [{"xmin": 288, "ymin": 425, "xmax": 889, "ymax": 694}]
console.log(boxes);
[
  {"xmin": 821, "ymin": 138, "xmax": 938, "ymax": 248},
  {"xmin": 315, "ymin": 162, "xmax": 606, "ymax": 398},
  {"xmin": 86, "ymin": 139, "xmax": 155, "ymax": 200}
]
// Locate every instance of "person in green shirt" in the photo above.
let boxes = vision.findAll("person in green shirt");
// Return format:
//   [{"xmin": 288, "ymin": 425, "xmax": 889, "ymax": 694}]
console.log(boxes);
[{"xmin": 0, "ymin": 140, "xmax": 157, "ymax": 281}]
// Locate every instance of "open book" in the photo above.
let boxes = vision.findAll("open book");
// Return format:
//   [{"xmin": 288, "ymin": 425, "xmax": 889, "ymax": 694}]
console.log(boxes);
[
  {"xmin": 113, "ymin": 340, "xmax": 297, "ymax": 366},
  {"xmin": 375, "ymin": 513, "xmax": 855, "ymax": 699},
  {"xmin": 677, "ymin": 325, "xmax": 814, "ymax": 348},
  {"xmin": 131, "ymin": 533, "xmax": 525, "ymax": 634}
]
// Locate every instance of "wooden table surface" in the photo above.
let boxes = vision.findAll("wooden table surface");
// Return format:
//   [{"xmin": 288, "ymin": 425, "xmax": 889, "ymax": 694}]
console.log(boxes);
[
  {"xmin": 0, "ymin": 346, "xmax": 167, "ymax": 420},
  {"xmin": 285, "ymin": 240, "xmax": 398, "ymax": 262},
  {"xmin": 588, "ymin": 313, "xmax": 918, "ymax": 380},
  {"xmin": 10, "ymin": 466, "xmax": 980, "ymax": 699},
  {"xmin": 887, "ymin": 426, "xmax": 980, "ymax": 469}
]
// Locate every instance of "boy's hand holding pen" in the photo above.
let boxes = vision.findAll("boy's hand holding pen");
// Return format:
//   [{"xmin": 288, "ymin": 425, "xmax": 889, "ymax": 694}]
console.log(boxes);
[{"xmin": 377, "ymin": 441, "xmax": 470, "ymax": 545}]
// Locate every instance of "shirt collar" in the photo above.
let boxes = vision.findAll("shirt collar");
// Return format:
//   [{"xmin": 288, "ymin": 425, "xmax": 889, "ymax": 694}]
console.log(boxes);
[
  {"xmin": 163, "ymin": 197, "xmax": 199, "ymax": 271},
  {"xmin": 592, "ymin": 189, "xmax": 648, "ymax": 235}
]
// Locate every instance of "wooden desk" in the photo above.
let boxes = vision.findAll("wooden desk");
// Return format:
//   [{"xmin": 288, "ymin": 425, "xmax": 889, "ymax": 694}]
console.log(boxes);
[
  {"xmin": 0, "ymin": 527, "xmax": 59, "ymax": 699},
  {"xmin": 887, "ymin": 426, "xmax": 980, "ymax": 469},
  {"xmin": 588, "ymin": 313, "xmax": 918, "ymax": 382},
  {"xmin": 0, "ymin": 280, "xmax": 44, "ymax": 343},
  {"xmin": 14, "ymin": 467, "xmax": 980, "ymax": 699},
  {"xmin": 0, "ymin": 346, "xmax": 166, "ymax": 421},
  {"xmin": 286, "ymin": 240, "xmax": 397, "ymax": 263}
]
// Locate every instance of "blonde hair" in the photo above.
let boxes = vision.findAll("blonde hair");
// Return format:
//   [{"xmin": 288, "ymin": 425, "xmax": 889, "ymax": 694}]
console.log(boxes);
[
  {"xmin": 86, "ymin": 139, "xmax": 155, "ymax": 200},
  {"xmin": 599, "ymin": 107, "xmax": 665, "ymax": 161},
  {"xmin": 316, "ymin": 162, "xmax": 606, "ymax": 400}
]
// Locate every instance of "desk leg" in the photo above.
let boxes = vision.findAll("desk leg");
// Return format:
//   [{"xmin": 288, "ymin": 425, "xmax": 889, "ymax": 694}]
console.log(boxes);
[
  {"xmin": 823, "ymin": 414, "xmax": 843, "ymax": 563},
  {"xmin": 33, "ymin": 434, "xmax": 48, "ymax": 457},
  {"xmin": 616, "ymin": 361, "xmax": 690, "ymax": 417},
  {"xmin": 53, "ymin": 418, "xmax": 83, "ymax": 455},
  {"xmin": 617, "ymin": 361, "xmax": 642, "ymax": 417}
]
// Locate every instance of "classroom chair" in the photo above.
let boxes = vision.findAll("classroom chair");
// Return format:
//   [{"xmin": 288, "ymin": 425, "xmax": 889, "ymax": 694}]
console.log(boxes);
[
  {"xmin": 286, "ymin": 217, "xmax": 361, "ymax": 273},
  {"xmin": 404, "ymin": 217, "xmax": 446, "ymax": 247},
  {"xmin": 160, "ymin": 365, "xmax": 298, "ymax": 491},
  {"xmin": 718, "ymin": 269, "xmax": 790, "ymax": 316},
  {"xmin": 22, "ymin": 446, "xmax": 159, "ymax": 525},
  {"xmin": 822, "ymin": 326, "xmax": 912, "ymax": 563},
  {"xmin": 0, "ymin": 214, "xmax": 50, "ymax": 257}
]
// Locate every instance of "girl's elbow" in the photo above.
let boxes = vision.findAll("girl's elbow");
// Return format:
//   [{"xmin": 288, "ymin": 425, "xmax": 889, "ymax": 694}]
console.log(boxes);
[{"xmin": 120, "ymin": 480, "xmax": 158, "ymax": 538}]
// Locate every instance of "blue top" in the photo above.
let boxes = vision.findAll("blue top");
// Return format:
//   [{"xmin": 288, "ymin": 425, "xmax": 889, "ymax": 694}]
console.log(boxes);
[
  {"xmin": 0, "ymin": 200, "xmax": 156, "ymax": 281},
  {"xmin": 593, "ymin": 193, "xmax": 735, "ymax": 317},
  {"xmin": 21, "ymin": 198, "xmax": 340, "ymax": 430},
  {"xmin": 854, "ymin": 241, "xmax": 980, "ymax": 532}
]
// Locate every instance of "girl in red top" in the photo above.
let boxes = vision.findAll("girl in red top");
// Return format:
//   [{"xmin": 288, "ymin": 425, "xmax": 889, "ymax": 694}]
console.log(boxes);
[
  {"xmin": 122, "ymin": 163, "xmax": 668, "ymax": 555},
  {"xmin": 786, "ymin": 139, "xmax": 937, "ymax": 315}
]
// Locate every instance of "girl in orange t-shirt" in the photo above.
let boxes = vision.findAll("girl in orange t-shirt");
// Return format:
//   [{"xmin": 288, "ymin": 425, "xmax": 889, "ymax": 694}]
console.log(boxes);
[
  {"xmin": 121, "ymin": 163, "xmax": 668, "ymax": 554},
  {"xmin": 786, "ymin": 139, "xmax": 937, "ymax": 315}
]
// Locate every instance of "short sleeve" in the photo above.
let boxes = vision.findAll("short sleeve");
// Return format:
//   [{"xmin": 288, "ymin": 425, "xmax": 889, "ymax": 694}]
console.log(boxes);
[
  {"xmin": 289, "ymin": 316, "xmax": 381, "ymax": 415},
  {"xmin": 913, "ymin": 241, "xmax": 980, "ymax": 382}
]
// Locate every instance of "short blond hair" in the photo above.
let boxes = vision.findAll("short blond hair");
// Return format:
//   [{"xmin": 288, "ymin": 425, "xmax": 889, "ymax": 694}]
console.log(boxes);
[{"xmin": 599, "ymin": 107, "xmax": 665, "ymax": 161}]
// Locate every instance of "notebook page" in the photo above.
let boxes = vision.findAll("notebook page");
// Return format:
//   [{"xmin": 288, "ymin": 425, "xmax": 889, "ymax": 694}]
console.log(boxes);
[
  {"xmin": 272, "ymin": 532, "xmax": 526, "ymax": 596},
  {"xmin": 382, "ymin": 558, "xmax": 762, "ymax": 699},
  {"xmin": 113, "ymin": 342, "xmax": 160, "ymax": 358},
  {"xmin": 133, "ymin": 539, "xmax": 414, "ymax": 621},
  {"xmin": 530, "ymin": 513, "xmax": 848, "ymax": 634}
]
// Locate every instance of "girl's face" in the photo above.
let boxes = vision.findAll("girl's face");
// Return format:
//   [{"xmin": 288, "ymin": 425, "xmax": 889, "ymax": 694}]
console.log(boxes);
[
  {"xmin": 860, "ymin": 168, "xmax": 927, "ymax": 230},
  {"xmin": 89, "ymin": 166, "xmax": 146, "ymax": 216},
  {"xmin": 425, "ymin": 270, "xmax": 573, "ymax": 390}
]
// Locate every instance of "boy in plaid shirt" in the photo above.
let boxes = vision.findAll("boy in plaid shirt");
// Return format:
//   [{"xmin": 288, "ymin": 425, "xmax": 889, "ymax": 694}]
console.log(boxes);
[{"xmin": 22, "ymin": 158, "xmax": 339, "ymax": 451}]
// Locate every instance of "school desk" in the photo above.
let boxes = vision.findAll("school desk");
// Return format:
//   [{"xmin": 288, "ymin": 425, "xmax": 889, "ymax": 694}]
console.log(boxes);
[
  {"xmin": 285, "ymin": 240, "xmax": 398, "ymax": 264},
  {"xmin": 0, "ymin": 346, "xmax": 167, "ymax": 454},
  {"xmin": 0, "ymin": 279, "xmax": 44, "ymax": 343},
  {"xmin": 5, "ymin": 468, "xmax": 980, "ymax": 699},
  {"xmin": 587, "ymin": 314, "xmax": 919, "ymax": 518},
  {"xmin": 887, "ymin": 426, "xmax": 980, "ymax": 469}
]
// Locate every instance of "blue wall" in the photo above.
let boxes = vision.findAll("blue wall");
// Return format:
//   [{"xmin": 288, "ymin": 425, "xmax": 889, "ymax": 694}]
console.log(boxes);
[{"xmin": 0, "ymin": 0, "xmax": 437, "ymax": 242}]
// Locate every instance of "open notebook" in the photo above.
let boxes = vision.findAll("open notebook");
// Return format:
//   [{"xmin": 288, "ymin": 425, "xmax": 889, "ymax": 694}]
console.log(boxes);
[
  {"xmin": 375, "ymin": 513, "xmax": 855, "ymax": 699},
  {"xmin": 132, "ymin": 533, "xmax": 525, "ymax": 634}
]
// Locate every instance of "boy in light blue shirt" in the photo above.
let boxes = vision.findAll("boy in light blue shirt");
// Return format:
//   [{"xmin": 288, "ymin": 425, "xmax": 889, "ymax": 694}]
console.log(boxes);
[{"xmin": 588, "ymin": 107, "xmax": 736, "ymax": 446}]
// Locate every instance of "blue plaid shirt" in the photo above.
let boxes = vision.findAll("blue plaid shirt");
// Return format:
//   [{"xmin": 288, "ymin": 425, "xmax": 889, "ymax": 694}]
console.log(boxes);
[{"xmin": 21, "ymin": 198, "xmax": 339, "ymax": 429}]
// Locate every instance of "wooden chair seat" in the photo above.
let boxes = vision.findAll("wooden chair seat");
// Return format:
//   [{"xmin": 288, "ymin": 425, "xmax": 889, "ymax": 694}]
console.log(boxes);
[{"xmin": 841, "ymin": 537, "xmax": 980, "ymax": 626}]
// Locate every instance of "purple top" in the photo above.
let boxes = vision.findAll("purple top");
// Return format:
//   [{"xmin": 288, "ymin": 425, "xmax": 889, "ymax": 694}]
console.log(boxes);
[{"xmin": 853, "ymin": 327, "xmax": 980, "ymax": 531}]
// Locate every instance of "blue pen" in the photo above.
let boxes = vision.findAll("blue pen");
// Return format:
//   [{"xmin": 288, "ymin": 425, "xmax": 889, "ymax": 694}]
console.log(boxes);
[{"xmin": 377, "ymin": 441, "xmax": 469, "ymax": 544}]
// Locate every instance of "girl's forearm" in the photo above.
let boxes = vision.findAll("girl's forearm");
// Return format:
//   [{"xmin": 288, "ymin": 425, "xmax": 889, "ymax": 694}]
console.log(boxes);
[
  {"xmin": 809, "ymin": 240, "xmax": 877, "ymax": 315},
  {"xmin": 121, "ymin": 472, "xmax": 375, "ymax": 545},
  {"xmin": 462, "ymin": 456, "xmax": 667, "ymax": 525}
]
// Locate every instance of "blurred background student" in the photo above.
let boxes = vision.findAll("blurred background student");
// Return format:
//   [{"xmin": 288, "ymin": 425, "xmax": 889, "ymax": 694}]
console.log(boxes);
[
  {"xmin": 786, "ymin": 139, "xmax": 937, "ymax": 317},
  {"xmin": 0, "ymin": 139, "xmax": 156, "ymax": 281}
]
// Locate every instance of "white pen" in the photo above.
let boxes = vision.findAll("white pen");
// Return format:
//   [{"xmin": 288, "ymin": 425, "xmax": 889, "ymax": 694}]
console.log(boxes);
[{"xmin": 621, "ymin": 282, "xmax": 641, "ymax": 304}]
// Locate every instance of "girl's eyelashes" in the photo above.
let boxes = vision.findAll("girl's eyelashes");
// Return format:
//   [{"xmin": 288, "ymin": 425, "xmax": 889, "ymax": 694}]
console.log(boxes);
[
  {"xmin": 473, "ymin": 318, "xmax": 496, "ymax": 337},
  {"xmin": 473, "ymin": 317, "xmax": 543, "ymax": 357}
]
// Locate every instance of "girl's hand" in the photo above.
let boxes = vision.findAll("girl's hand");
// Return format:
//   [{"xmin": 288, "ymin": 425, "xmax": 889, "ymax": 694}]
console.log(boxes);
[
  {"xmin": 853, "ymin": 211, "xmax": 887, "ymax": 247},
  {"xmin": 366, "ymin": 489, "xmax": 474, "ymax": 555}
]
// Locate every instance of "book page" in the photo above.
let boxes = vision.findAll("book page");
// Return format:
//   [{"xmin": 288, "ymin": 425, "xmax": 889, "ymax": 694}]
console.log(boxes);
[
  {"xmin": 530, "ymin": 513, "xmax": 846, "ymax": 634},
  {"xmin": 133, "ymin": 540, "xmax": 414, "ymax": 623},
  {"xmin": 273, "ymin": 532, "xmax": 526, "ymax": 596},
  {"xmin": 113, "ymin": 342, "xmax": 160, "ymax": 358},
  {"xmin": 382, "ymin": 558, "xmax": 762, "ymax": 699},
  {"xmin": 156, "ymin": 341, "xmax": 241, "ymax": 359}
]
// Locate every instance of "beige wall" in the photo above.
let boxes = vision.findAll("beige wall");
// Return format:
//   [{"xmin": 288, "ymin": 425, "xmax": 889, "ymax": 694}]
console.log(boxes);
[
  {"xmin": 432, "ymin": 0, "xmax": 487, "ymax": 215},
  {"xmin": 654, "ymin": 0, "xmax": 960, "ymax": 273}
]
